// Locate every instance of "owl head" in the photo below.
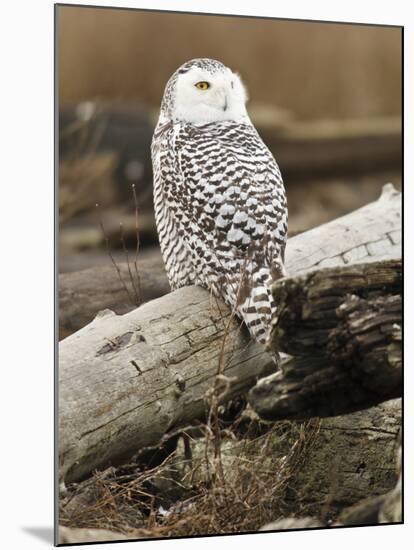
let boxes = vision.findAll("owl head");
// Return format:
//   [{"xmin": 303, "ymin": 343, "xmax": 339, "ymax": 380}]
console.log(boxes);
[{"xmin": 160, "ymin": 58, "xmax": 249, "ymax": 124}]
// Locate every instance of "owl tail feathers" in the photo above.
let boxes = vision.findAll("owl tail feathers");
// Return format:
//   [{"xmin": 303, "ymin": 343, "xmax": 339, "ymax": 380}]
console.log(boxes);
[{"xmin": 239, "ymin": 284, "xmax": 276, "ymax": 347}]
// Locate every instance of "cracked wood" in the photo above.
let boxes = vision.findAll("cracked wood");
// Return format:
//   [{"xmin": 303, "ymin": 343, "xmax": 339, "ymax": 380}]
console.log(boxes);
[{"xmin": 248, "ymin": 264, "xmax": 402, "ymax": 420}]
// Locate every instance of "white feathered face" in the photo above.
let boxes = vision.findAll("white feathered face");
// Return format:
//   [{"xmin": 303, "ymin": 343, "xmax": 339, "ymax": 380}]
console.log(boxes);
[{"xmin": 170, "ymin": 64, "xmax": 249, "ymax": 124}]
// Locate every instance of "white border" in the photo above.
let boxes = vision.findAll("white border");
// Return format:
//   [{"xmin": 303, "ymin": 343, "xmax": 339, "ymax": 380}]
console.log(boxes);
[{"xmin": 0, "ymin": 1, "xmax": 411, "ymax": 549}]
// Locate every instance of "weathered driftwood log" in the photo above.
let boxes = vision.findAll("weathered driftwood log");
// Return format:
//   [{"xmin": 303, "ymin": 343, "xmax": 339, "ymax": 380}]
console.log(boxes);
[
  {"xmin": 58, "ymin": 526, "xmax": 130, "ymax": 545},
  {"xmin": 59, "ymin": 184, "xmax": 401, "ymax": 483},
  {"xmin": 59, "ymin": 286, "xmax": 274, "ymax": 484},
  {"xmin": 270, "ymin": 259, "xmax": 402, "ymax": 356},
  {"xmin": 59, "ymin": 252, "xmax": 169, "ymax": 337},
  {"xmin": 328, "ymin": 293, "xmax": 401, "ymax": 396},
  {"xmin": 248, "ymin": 262, "xmax": 402, "ymax": 421},
  {"xmin": 337, "ymin": 430, "xmax": 401, "ymax": 526},
  {"xmin": 59, "ymin": 287, "xmax": 269, "ymax": 486},
  {"xmin": 284, "ymin": 182, "xmax": 401, "ymax": 274},
  {"xmin": 260, "ymin": 517, "xmax": 323, "ymax": 531}
]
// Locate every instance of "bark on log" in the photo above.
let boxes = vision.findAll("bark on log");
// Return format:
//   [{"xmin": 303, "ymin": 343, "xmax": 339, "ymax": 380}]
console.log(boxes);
[
  {"xmin": 270, "ymin": 259, "xmax": 402, "ymax": 356},
  {"xmin": 266, "ymin": 399, "xmax": 401, "ymax": 524},
  {"xmin": 59, "ymin": 184, "xmax": 401, "ymax": 483},
  {"xmin": 338, "ymin": 433, "xmax": 401, "ymax": 525},
  {"xmin": 238, "ymin": 399, "xmax": 400, "ymax": 523},
  {"xmin": 249, "ymin": 263, "xmax": 402, "ymax": 421},
  {"xmin": 249, "ymin": 310, "xmax": 401, "ymax": 419},
  {"xmin": 328, "ymin": 293, "xmax": 402, "ymax": 397}
]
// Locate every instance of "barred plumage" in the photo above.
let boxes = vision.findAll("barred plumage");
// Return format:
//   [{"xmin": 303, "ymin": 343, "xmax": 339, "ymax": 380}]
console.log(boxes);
[{"xmin": 152, "ymin": 58, "xmax": 287, "ymax": 345}]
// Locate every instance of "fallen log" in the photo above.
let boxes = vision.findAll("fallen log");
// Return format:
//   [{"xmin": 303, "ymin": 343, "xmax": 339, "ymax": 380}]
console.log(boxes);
[
  {"xmin": 58, "ymin": 526, "xmax": 130, "ymax": 545},
  {"xmin": 270, "ymin": 259, "xmax": 402, "ymax": 356},
  {"xmin": 260, "ymin": 420, "xmax": 401, "ymax": 529},
  {"xmin": 284, "ymin": 182, "xmax": 401, "ymax": 274},
  {"xmin": 59, "ymin": 286, "xmax": 274, "ymax": 484},
  {"xmin": 59, "ymin": 251, "xmax": 169, "ymax": 338},
  {"xmin": 59, "ymin": 184, "xmax": 401, "ymax": 483},
  {"xmin": 248, "ymin": 262, "xmax": 402, "ymax": 421}
]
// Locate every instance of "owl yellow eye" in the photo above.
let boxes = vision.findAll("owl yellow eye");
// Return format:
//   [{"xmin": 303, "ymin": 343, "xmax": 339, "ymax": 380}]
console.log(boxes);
[{"xmin": 195, "ymin": 81, "xmax": 210, "ymax": 90}]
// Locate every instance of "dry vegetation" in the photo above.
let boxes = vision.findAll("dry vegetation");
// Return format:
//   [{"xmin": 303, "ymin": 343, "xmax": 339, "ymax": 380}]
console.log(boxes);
[{"xmin": 60, "ymin": 415, "xmax": 321, "ymax": 537}]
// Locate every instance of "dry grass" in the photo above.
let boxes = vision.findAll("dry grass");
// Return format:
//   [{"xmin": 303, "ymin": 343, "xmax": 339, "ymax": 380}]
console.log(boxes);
[
  {"xmin": 95, "ymin": 183, "xmax": 143, "ymax": 309},
  {"xmin": 60, "ymin": 418, "xmax": 321, "ymax": 538}
]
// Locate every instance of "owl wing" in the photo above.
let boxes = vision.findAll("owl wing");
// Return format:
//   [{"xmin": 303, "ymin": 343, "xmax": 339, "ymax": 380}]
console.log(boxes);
[
  {"xmin": 152, "ymin": 121, "xmax": 199, "ymax": 290},
  {"xmin": 157, "ymin": 121, "xmax": 287, "ymax": 344},
  {"xmin": 175, "ymin": 121, "xmax": 287, "ymax": 269}
]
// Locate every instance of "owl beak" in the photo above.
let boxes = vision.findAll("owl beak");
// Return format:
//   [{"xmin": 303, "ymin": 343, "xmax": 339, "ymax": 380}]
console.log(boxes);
[{"xmin": 223, "ymin": 95, "xmax": 228, "ymax": 111}]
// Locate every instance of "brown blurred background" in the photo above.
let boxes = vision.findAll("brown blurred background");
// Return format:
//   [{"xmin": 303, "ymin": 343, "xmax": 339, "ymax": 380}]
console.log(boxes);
[
  {"xmin": 59, "ymin": 7, "xmax": 401, "ymax": 119},
  {"xmin": 57, "ymin": 6, "xmax": 402, "ymax": 306}
]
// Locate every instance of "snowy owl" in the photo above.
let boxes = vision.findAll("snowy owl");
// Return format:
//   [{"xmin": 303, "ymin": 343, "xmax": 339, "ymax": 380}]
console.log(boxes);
[{"xmin": 152, "ymin": 58, "xmax": 287, "ymax": 346}]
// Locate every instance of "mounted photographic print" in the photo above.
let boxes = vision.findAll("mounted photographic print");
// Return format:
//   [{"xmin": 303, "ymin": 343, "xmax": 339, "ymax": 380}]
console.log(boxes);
[{"xmin": 55, "ymin": 3, "xmax": 403, "ymax": 545}]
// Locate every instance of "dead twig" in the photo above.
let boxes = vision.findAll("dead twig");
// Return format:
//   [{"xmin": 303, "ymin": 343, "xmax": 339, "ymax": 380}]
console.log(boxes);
[{"xmin": 96, "ymin": 203, "xmax": 135, "ymax": 306}]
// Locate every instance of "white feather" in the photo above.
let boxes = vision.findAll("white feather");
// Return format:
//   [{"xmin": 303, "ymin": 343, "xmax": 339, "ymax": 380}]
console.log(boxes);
[{"xmin": 172, "ymin": 67, "xmax": 250, "ymax": 124}]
